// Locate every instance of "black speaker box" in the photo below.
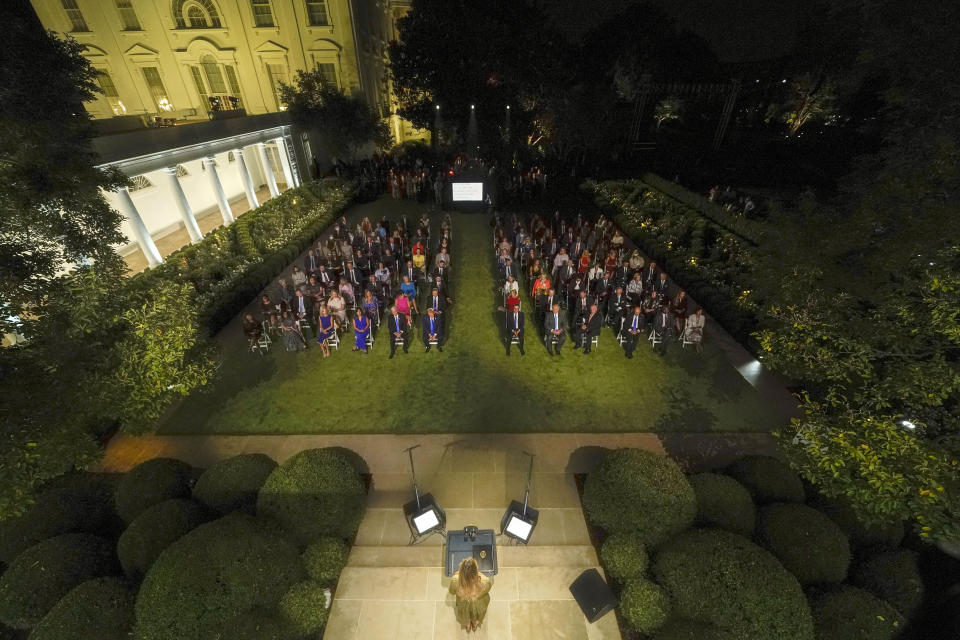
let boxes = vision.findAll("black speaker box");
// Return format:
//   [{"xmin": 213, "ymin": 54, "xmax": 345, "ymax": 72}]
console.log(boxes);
[{"xmin": 569, "ymin": 568, "xmax": 616, "ymax": 623}]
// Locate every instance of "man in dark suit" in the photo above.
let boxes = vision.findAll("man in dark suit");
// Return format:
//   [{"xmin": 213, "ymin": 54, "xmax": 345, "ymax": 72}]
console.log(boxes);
[
  {"xmin": 344, "ymin": 261, "xmax": 363, "ymax": 292},
  {"xmin": 433, "ymin": 275, "xmax": 451, "ymax": 302},
  {"xmin": 426, "ymin": 287, "xmax": 446, "ymax": 315},
  {"xmin": 387, "ymin": 305, "xmax": 409, "ymax": 359},
  {"xmin": 506, "ymin": 307, "xmax": 525, "ymax": 356},
  {"xmin": 607, "ymin": 286, "xmax": 628, "ymax": 330},
  {"xmin": 422, "ymin": 307, "xmax": 444, "ymax": 352},
  {"xmin": 571, "ymin": 290, "xmax": 594, "ymax": 325},
  {"xmin": 623, "ymin": 306, "xmax": 644, "ymax": 359},
  {"xmin": 543, "ymin": 303, "xmax": 567, "ymax": 355},
  {"xmin": 316, "ymin": 264, "xmax": 334, "ymax": 293},
  {"xmin": 538, "ymin": 288, "xmax": 558, "ymax": 327},
  {"xmin": 652, "ymin": 306, "xmax": 673, "ymax": 355},
  {"xmin": 292, "ymin": 288, "xmax": 313, "ymax": 330},
  {"xmin": 499, "ymin": 257, "xmax": 517, "ymax": 284},
  {"xmin": 304, "ymin": 250, "xmax": 321, "ymax": 277},
  {"xmin": 654, "ymin": 272, "xmax": 671, "ymax": 298},
  {"xmin": 575, "ymin": 303, "xmax": 603, "ymax": 354},
  {"xmin": 643, "ymin": 261, "xmax": 659, "ymax": 287}
]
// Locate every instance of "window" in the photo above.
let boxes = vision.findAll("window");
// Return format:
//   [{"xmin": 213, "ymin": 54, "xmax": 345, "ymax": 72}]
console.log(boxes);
[
  {"xmin": 115, "ymin": 0, "xmax": 141, "ymax": 30},
  {"xmin": 251, "ymin": 0, "xmax": 274, "ymax": 27},
  {"xmin": 61, "ymin": 0, "xmax": 89, "ymax": 32},
  {"xmin": 316, "ymin": 62, "xmax": 337, "ymax": 88},
  {"xmin": 129, "ymin": 175, "xmax": 153, "ymax": 192},
  {"xmin": 305, "ymin": 0, "xmax": 328, "ymax": 26},
  {"xmin": 172, "ymin": 0, "xmax": 221, "ymax": 29},
  {"xmin": 142, "ymin": 67, "xmax": 173, "ymax": 112},
  {"xmin": 266, "ymin": 63, "xmax": 288, "ymax": 110},
  {"xmin": 95, "ymin": 71, "xmax": 126, "ymax": 115},
  {"xmin": 193, "ymin": 55, "xmax": 244, "ymax": 112}
]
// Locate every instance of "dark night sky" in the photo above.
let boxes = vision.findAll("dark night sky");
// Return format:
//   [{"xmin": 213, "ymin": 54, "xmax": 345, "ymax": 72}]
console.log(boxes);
[{"xmin": 540, "ymin": 0, "xmax": 803, "ymax": 62}]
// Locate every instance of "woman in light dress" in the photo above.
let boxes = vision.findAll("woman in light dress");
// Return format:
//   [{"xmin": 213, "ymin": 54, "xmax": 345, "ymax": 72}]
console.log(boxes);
[{"xmin": 449, "ymin": 557, "xmax": 492, "ymax": 632}]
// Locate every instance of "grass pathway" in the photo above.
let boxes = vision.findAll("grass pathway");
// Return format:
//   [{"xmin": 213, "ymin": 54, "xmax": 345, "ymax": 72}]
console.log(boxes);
[{"xmin": 158, "ymin": 198, "xmax": 781, "ymax": 435}]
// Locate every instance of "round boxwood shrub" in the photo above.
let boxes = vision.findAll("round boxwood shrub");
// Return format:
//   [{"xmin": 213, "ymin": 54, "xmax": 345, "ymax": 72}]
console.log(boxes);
[
  {"xmin": 115, "ymin": 458, "xmax": 194, "ymax": 524},
  {"xmin": 809, "ymin": 585, "xmax": 905, "ymax": 640},
  {"xmin": 0, "ymin": 534, "xmax": 116, "ymax": 630},
  {"xmin": 600, "ymin": 533, "xmax": 648, "ymax": 582},
  {"xmin": 192, "ymin": 454, "xmax": 278, "ymax": 515},
  {"xmin": 0, "ymin": 480, "xmax": 118, "ymax": 564},
  {"xmin": 652, "ymin": 529, "xmax": 814, "ymax": 640},
  {"xmin": 851, "ymin": 549, "xmax": 924, "ymax": 618},
  {"xmin": 620, "ymin": 578, "xmax": 670, "ymax": 635},
  {"xmin": 256, "ymin": 448, "xmax": 366, "ymax": 544},
  {"xmin": 807, "ymin": 495, "xmax": 905, "ymax": 551},
  {"xmin": 29, "ymin": 577, "xmax": 134, "ymax": 640},
  {"xmin": 214, "ymin": 609, "xmax": 285, "ymax": 640},
  {"xmin": 653, "ymin": 619, "xmax": 732, "ymax": 640},
  {"xmin": 117, "ymin": 499, "xmax": 211, "ymax": 581},
  {"xmin": 689, "ymin": 472, "xmax": 756, "ymax": 536},
  {"xmin": 277, "ymin": 580, "xmax": 328, "ymax": 638},
  {"xmin": 302, "ymin": 537, "xmax": 349, "ymax": 585},
  {"xmin": 725, "ymin": 455, "xmax": 805, "ymax": 504},
  {"xmin": 755, "ymin": 503, "xmax": 850, "ymax": 585},
  {"xmin": 134, "ymin": 513, "xmax": 304, "ymax": 640},
  {"xmin": 583, "ymin": 449, "xmax": 696, "ymax": 544}
]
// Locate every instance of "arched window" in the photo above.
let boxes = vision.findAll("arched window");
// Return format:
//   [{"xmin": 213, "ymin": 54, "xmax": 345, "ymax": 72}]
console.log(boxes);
[
  {"xmin": 190, "ymin": 54, "xmax": 244, "ymax": 113},
  {"xmin": 172, "ymin": 0, "xmax": 222, "ymax": 29}
]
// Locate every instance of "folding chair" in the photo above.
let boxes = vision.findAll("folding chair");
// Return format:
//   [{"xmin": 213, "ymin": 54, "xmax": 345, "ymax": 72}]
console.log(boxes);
[
  {"xmin": 328, "ymin": 330, "xmax": 340, "ymax": 350},
  {"xmin": 256, "ymin": 332, "xmax": 271, "ymax": 353},
  {"xmin": 648, "ymin": 328, "xmax": 663, "ymax": 349},
  {"xmin": 682, "ymin": 329, "xmax": 703, "ymax": 352}
]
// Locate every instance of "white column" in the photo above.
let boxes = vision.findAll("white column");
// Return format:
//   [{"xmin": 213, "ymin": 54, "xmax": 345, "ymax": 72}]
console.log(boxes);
[
  {"xmin": 274, "ymin": 137, "xmax": 297, "ymax": 189},
  {"xmin": 162, "ymin": 166, "xmax": 203, "ymax": 243},
  {"xmin": 115, "ymin": 186, "xmax": 162, "ymax": 267},
  {"xmin": 256, "ymin": 141, "xmax": 280, "ymax": 198},
  {"xmin": 203, "ymin": 155, "xmax": 234, "ymax": 225},
  {"xmin": 234, "ymin": 148, "xmax": 259, "ymax": 210}
]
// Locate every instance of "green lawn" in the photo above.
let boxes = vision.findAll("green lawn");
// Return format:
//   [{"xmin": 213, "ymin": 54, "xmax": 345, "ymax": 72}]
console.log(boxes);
[{"xmin": 158, "ymin": 197, "xmax": 782, "ymax": 435}]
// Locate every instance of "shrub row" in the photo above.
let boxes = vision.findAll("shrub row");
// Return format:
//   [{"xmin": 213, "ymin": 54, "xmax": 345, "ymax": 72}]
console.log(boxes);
[
  {"xmin": 585, "ymin": 179, "xmax": 759, "ymax": 344},
  {"xmin": 129, "ymin": 180, "xmax": 355, "ymax": 335}
]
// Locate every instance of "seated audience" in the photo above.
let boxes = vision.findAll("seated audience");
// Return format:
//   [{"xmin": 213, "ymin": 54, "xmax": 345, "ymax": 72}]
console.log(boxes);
[{"xmin": 422, "ymin": 307, "xmax": 444, "ymax": 352}]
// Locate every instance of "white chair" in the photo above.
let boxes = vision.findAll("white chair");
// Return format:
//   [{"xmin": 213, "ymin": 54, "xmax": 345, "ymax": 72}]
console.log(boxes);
[
  {"xmin": 648, "ymin": 328, "xmax": 663, "ymax": 348},
  {"xmin": 682, "ymin": 328, "xmax": 703, "ymax": 352},
  {"xmin": 328, "ymin": 331, "xmax": 340, "ymax": 350}
]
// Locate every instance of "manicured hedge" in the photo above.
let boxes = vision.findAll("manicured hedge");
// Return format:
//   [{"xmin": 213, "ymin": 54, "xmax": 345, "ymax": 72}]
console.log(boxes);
[
  {"xmin": 0, "ymin": 534, "xmax": 117, "ymax": 630},
  {"xmin": 256, "ymin": 448, "xmax": 366, "ymax": 545},
  {"xmin": 724, "ymin": 455, "xmax": 805, "ymax": 504},
  {"xmin": 29, "ymin": 577, "xmax": 134, "ymax": 640},
  {"xmin": 302, "ymin": 537, "xmax": 349, "ymax": 586},
  {"xmin": 0, "ymin": 477, "xmax": 119, "ymax": 564},
  {"xmin": 117, "ymin": 499, "xmax": 211, "ymax": 581},
  {"xmin": 689, "ymin": 472, "xmax": 756, "ymax": 536},
  {"xmin": 653, "ymin": 620, "xmax": 732, "ymax": 640},
  {"xmin": 851, "ymin": 550, "xmax": 925, "ymax": 618},
  {"xmin": 115, "ymin": 458, "xmax": 195, "ymax": 524},
  {"xmin": 652, "ymin": 529, "xmax": 813, "ymax": 640},
  {"xmin": 807, "ymin": 495, "xmax": 905, "ymax": 551},
  {"xmin": 583, "ymin": 449, "xmax": 696, "ymax": 544},
  {"xmin": 755, "ymin": 503, "xmax": 850, "ymax": 585},
  {"xmin": 214, "ymin": 609, "xmax": 285, "ymax": 640},
  {"xmin": 600, "ymin": 533, "xmax": 649, "ymax": 582},
  {"xmin": 277, "ymin": 580, "xmax": 329, "ymax": 638},
  {"xmin": 620, "ymin": 578, "xmax": 670, "ymax": 635},
  {"xmin": 193, "ymin": 454, "xmax": 278, "ymax": 515},
  {"xmin": 134, "ymin": 513, "xmax": 304, "ymax": 640},
  {"xmin": 809, "ymin": 585, "xmax": 905, "ymax": 640}
]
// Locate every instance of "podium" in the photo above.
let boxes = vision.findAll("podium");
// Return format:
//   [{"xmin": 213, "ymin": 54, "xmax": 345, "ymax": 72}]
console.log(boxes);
[{"xmin": 444, "ymin": 528, "xmax": 498, "ymax": 577}]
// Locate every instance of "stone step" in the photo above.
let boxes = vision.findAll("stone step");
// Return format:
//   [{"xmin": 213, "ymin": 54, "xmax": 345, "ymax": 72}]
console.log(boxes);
[{"xmin": 346, "ymin": 545, "xmax": 599, "ymax": 569}]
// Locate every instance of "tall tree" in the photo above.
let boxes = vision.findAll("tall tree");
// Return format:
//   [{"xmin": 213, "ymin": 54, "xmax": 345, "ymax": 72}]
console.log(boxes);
[
  {"xmin": 280, "ymin": 70, "xmax": 392, "ymax": 160},
  {"xmin": 0, "ymin": 1, "xmax": 126, "ymax": 327}
]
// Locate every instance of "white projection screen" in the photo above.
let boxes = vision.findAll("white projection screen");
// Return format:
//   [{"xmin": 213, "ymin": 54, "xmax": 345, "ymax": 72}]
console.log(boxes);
[{"xmin": 452, "ymin": 182, "xmax": 484, "ymax": 201}]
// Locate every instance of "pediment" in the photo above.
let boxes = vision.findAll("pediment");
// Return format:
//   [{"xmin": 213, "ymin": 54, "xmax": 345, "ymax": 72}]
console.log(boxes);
[
  {"xmin": 124, "ymin": 43, "xmax": 160, "ymax": 57},
  {"xmin": 255, "ymin": 40, "xmax": 288, "ymax": 54}
]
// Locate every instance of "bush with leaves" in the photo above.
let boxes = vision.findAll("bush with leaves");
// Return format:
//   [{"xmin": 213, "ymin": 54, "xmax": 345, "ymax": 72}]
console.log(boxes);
[
  {"xmin": 117, "ymin": 499, "xmax": 210, "ymax": 581},
  {"xmin": 256, "ymin": 448, "xmax": 366, "ymax": 544},
  {"xmin": 193, "ymin": 454, "xmax": 278, "ymax": 515},
  {"xmin": 600, "ymin": 533, "xmax": 648, "ymax": 582},
  {"xmin": 652, "ymin": 529, "xmax": 813, "ymax": 640},
  {"xmin": 277, "ymin": 580, "xmax": 329, "ymax": 638},
  {"xmin": 755, "ymin": 503, "xmax": 850, "ymax": 585},
  {"xmin": 115, "ymin": 458, "xmax": 194, "ymax": 524},
  {"xmin": 214, "ymin": 609, "xmax": 286, "ymax": 640},
  {"xmin": 808, "ymin": 494, "xmax": 905, "ymax": 551},
  {"xmin": 850, "ymin": 549, "xmax": 925, "ymax": 617},
  {"xmin": 619, "ymin": 578, "xmax": 670, "ymax": 635},
  {"xmin": 134, "ymin": 513, "xmax": 304, "ymax": 640},
  {"xmin": 0, "ymin": 534, "xmax": 116, "ymax": 629},
  {"xmin": 583, "ymin": 449, "xmax": 696, "ymax": 544},
  {"xmin": 808, "ymin": 585, "xmax": 904, "ymax": 640},
  {"xmin": 0, "ymin": 476, "xmax": 118, "ymax": 563},
  {"xmin": 689, "ymin": 472, "xmax": 756, "ymax": 536},
  {"xmin": 652, "ymin": 620, "xmax": 732, "ymax": 640},
  {"xmin": 302, "ymin": 537, "xmax": 349, "ymax": 585},
  {"xmin": 29, "ymin": 577, "xmax": 134, "ymax": 640},
  {"xmin": 725, "ymin": 455, "xmax": 805, "ymax": 504}
]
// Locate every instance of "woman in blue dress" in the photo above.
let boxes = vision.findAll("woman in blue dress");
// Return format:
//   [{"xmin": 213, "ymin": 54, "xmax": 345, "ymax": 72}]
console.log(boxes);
[
  {"xmin": 352, "ymin": 308, "xmax": 370, "ymax": 353},
  {"xmin": 316, "ymin": 306, "xmax": 335, "ymax": 358}
]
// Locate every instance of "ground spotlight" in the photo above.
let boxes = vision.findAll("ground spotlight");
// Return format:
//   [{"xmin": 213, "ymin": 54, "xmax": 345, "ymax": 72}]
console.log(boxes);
[
  {"xmin": 471, "ymin": 104, "xmax": 475, "ymax": 110},
  {"xmin": 436, "ymin": 105, "xmax": 440, "ymax": 110},
  {"xmin": 402, "ymin": 445, "xmax": 445, "ymax": 543},
  {"xmin": 506, "ymin": 105, "xmax": 510, "ymax": 110},
  {"xmin": 501, "ymin": 452, "xmax": 538, "ymax": 544}
]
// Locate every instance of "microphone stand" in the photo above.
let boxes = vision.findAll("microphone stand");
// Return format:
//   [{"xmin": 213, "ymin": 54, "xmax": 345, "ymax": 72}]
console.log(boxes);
[
  {"xmin": 522, "ymin": 451, "xmax": 535, "ymax": 518},
  {"xmin": 405, "ymin": 444, "xmax": 422, "ymax": 511}
]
